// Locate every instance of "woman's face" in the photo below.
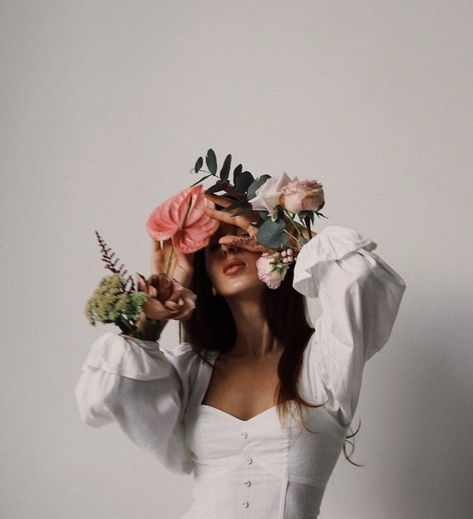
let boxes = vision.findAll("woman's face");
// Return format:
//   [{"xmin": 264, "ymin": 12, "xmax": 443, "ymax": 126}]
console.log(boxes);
[{"xmin": 204, "ymin": 222, "xmax": 265, "ymax": 299}]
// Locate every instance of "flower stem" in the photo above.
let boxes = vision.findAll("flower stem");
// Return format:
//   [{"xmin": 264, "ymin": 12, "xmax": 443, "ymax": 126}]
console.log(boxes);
[
  {"xmin": 283, "ymin": 210, "xmax": 303, "ymax": 238},
  {"xmin": 283, "ymin": 229, "xmax": 302, "ymax": 250},
  {"xmin": 164, "ymin": 246, "xmax": 174, "ymax": 274}
]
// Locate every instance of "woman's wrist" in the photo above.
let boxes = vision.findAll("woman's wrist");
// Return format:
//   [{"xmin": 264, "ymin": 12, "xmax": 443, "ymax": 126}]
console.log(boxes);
[
  {"xmin": 132, "ymin": 314, "xmax": 167, "ymax": 342},
  {"xmin": 174, "ymin": 266, "xmax": 194, "ymax": 289}
]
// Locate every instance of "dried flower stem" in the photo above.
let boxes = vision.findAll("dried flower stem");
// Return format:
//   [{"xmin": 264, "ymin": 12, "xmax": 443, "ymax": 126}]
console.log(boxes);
[{"xmin": 94, "ymin": 230, "xmax": 135, "ymax": 293}]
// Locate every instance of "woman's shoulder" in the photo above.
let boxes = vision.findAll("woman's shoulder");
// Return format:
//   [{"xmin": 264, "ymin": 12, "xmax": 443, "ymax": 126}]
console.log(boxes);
[{"xmin": 160, "ymin": 341, "xmax": 218, "ymax": 381}]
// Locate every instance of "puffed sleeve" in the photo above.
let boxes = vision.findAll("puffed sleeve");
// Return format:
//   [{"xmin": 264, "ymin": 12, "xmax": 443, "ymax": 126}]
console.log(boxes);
[
  {"xmin": 293, "ymin": 225, "xmax": 407, "ymax": 426},
  {"xmin": 74, "ymin": 331, "xmax": 200, "ymax": 474}
]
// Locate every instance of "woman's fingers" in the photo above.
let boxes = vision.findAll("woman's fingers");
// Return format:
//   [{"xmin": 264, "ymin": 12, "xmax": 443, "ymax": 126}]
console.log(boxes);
[
  {"xmin": 204, "ymin": 192, "xmax": 236, "ymax": 208},
  {"xmin": 203, "ymin": 205, "xmax": 257, "ymax": 237},
  {"xmin": 143, "ymin": 299, "xmax": 169, "ymax": 320},
  {"xmin": 204, "ymin": 193, "xmax": 260, "ymax": 224},
  {"xmin": 218, "ymin": 234, "xmax": 270, "ymax": 253},
  {"xmin": 171, "ymin": 296, "xmax": 196, "ymax": 320}
]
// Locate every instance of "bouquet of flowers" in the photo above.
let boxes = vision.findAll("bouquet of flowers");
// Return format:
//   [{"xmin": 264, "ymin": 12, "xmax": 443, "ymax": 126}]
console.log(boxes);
[{"xmin": 84, "ymin": 149, "xmax": 326, "ymax": 339}]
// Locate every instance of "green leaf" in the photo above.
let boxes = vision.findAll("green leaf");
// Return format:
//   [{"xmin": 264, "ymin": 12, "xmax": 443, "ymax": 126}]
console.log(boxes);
[
  {"xmin": 247, "ymin": 174, "xmax": 271, "ymax": 201},
  {"xmin": 219, "ymin": 154, "xmax": 232, "ymax": 182},
  {"xmin": 206, "ymin": 149, "xmax": 217, "ymax": 175},
  {"xmin": 256, "ymin": 217, "xmax": 289, "ymax": 248},
  {"xmin": 194, "ymin": 156, "xmax": 203, "ymax": 174},
  {"xmin": 233, "ymin": 164, "xmax": 243, "ymax": 184},
  {"xmin": 205, "ymin": 180, "xmax": 229, "ymax": 194},
  {"xmin": 234, "ymin": 171, "xmax": 254, "ymax": 193}
]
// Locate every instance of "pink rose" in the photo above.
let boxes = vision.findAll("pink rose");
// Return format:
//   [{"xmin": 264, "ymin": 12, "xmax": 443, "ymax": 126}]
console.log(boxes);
[{"xmin": 279, "ymin": 179, "xmax": 324, "ymax": 214}]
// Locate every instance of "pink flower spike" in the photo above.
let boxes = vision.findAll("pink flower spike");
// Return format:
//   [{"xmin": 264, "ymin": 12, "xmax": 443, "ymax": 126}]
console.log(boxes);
[{"xmin": 146, "ymin": 184, "xmax": 220, "ymax": 253}]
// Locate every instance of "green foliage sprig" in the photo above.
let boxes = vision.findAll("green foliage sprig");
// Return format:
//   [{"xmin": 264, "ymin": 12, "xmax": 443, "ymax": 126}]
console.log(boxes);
[{"xmin": 189, "ymin": 148, "xmax": 328, "ymax": 250}]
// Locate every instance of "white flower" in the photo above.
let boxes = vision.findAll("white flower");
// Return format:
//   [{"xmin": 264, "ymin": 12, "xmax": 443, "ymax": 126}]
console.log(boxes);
[{"xmin": 247, "ymin": 172, "xmax": 293, "ymax": 213}]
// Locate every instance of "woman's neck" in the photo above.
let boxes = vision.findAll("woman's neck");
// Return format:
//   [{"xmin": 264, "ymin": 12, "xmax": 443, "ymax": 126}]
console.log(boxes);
[{"xmin": 226, "ymin": 296, "xmax": 279, "ymax": 359}]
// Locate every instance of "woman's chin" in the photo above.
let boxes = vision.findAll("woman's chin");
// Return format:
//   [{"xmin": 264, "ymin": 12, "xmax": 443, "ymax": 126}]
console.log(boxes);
[{"xmin": 217, "ymin": 276, "xmax": 265, "ymax": 299}]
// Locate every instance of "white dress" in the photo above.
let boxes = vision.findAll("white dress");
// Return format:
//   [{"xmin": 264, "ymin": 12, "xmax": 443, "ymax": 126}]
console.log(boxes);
[{"xmin": 75, "ymin": 225, "xmax": 407, "ymax": 518}]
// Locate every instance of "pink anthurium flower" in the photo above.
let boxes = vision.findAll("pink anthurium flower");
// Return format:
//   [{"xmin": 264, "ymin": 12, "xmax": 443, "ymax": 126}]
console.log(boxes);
[{"xmin": 146, "ymin": 184, "xmax": 220, "ymax": 253}]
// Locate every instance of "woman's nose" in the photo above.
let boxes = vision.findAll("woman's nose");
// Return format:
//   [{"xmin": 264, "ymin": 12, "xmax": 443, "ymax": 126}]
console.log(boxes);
[{"xmin": 220, "ymin": 241, "xmax": 239, "ymax": 254}]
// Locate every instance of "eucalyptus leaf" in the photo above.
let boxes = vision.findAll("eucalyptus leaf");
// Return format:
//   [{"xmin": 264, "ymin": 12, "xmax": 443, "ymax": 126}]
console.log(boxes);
[
  {"xmin": 233, "ymin": 164, "xmax": 243, "ymax": 184},
  {"xmin": 220, "ymin": 154, "xmax": 232, "ymax": 182},
  {"xmin": 234, "ymin": 171, "xmax": 254, "ymax": 193},
  {"xmin": 194, "ymin": 156, "xmax": 203, "ymax": 174},
  {"xmin": 256, "ymin": 217, "xmax": 289, "ymax": 248},
  {"xmin": 205, "ymin": 180, "xmax": 229, "ymax": 194},
  {"xmin": 247, "ymin": 174, "xmax": 271, "ymax": 201},
  {"xmin": 206, "ymin": 149, "xmax": 217, "ymax": 175}
]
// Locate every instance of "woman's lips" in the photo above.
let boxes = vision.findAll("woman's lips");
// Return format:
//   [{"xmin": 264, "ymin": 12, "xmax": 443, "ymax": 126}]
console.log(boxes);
[
  {"xmin": 223, "ymin": 264, "xmax": 245, "ymax": 276},
  {"xmin": 222, "ymin": 258, "xmax": 246, "ymax": 275}
]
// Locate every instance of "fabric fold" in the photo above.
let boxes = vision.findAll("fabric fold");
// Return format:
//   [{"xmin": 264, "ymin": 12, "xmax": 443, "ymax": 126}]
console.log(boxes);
[
  {"xmin": 81, "ymin": 331, "xmax": 175, "ymax": 381},
  {"xmin": 294, "ymin": 225, "xmax": 407, "ymax": 426},
  {"xmin": 293, "ymin": 225, "xmax": 378, "ymax": 298}
]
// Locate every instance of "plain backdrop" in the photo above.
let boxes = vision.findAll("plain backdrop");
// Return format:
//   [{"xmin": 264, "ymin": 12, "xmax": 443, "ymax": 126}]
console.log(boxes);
[{"xmin": 1, "ymin": 1, "xmax": 472, "ymax": 518}]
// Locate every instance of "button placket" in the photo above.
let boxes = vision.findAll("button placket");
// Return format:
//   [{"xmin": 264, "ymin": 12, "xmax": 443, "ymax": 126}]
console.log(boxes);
[{"xmin": 241, "ymin": 429, "xmax": 252, "ymax": 508}]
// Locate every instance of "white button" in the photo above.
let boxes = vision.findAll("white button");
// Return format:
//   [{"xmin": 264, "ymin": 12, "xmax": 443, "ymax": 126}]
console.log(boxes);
[
  {"xmin": 245, "ymin": 456, "xmax": 253, "ymax": 465},
  {"xmin": 242, "ymin": 501, "xmax": 249, "ymax": 508},
  {"xmin": 244, "ymin": 480, "xmax": 251, "ymax": 487},
  {"xmin": 241, "ymin": 431, "xmax": 248, "ymax": 439}
]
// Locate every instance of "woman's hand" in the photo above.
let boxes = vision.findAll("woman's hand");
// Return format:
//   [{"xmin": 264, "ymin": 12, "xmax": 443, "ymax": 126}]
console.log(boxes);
[
  {"xmin": 150, "ymin": 238, "xmax": 195, "ymax": 289},
  {"xmin": 136, "ymin": 272, "xmax": 197, "ymax": 321},
  {"xmin": 203, "ymin": 193, "xmax": 271, "ymax": 252}
]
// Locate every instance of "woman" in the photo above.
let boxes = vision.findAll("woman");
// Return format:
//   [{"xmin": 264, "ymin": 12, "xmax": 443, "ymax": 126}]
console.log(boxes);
[{"xmin": 75, "ymin": 192, "xmax": 406, "ymax": 518}]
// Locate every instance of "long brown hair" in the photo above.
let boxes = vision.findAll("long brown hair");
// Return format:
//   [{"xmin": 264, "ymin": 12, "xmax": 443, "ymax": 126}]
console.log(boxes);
[{"xmin": 181, "ymin": 247, "xmax": 361, "ymax": 465}]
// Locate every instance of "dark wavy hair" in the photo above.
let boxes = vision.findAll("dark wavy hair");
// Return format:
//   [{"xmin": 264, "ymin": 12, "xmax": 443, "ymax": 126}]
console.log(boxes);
[{"xmin": 181, "ymin": 247, "xmax": 361, "ymax": 465}]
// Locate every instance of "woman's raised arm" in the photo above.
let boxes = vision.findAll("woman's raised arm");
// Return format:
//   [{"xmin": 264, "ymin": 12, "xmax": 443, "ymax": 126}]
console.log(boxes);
[{"xmin": 293, "ymin": 225, "xmax": 407, "ymax": 426}]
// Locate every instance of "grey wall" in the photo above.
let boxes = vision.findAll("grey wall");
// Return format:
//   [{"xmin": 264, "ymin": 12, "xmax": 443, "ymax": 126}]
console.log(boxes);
[{"xmin": 1, "ymin": 1, "xmax": 472, "ymax": 518}]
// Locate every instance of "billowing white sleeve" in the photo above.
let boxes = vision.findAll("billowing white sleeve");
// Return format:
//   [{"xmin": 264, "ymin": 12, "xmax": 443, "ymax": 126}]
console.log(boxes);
[
  {"xmin": 293, "ymin": 225, "xmax": 407, "ymax": 426},
  {"xmin": 74, "ymin": 331, "xmax": 200, "ymax": 474}
]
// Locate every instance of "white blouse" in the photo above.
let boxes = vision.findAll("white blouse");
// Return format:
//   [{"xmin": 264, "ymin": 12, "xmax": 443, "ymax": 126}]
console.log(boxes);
[{"xmin": 75, "ymin": 225, "xmax": 406, "ymax": 518}]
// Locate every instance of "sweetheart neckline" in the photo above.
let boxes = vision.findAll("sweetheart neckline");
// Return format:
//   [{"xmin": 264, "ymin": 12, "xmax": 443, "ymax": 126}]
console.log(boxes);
[{"xmin": 199, "ymin": 403, "xmax": 277, "ymax": 423}]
